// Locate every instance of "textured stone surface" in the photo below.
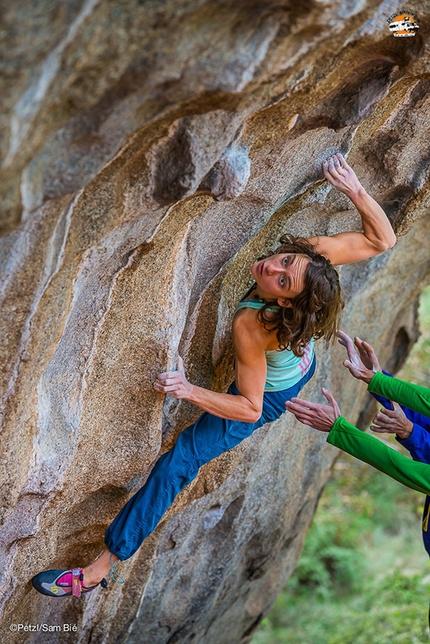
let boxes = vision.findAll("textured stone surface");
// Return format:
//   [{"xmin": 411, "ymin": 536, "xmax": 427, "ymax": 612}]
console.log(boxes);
[{"xmin": 1, "ymin": 1, "xmax": 430, "ymax": 642}]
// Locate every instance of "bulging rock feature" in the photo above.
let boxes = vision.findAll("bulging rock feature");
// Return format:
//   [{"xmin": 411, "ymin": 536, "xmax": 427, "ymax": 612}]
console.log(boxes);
[
  {"xmin": 1, "ymin": 1, "xmax": 430, "ymax": 643},
  {"xmin": 199, "ymin": 145, "xmax": 252, "ymax": 200}
]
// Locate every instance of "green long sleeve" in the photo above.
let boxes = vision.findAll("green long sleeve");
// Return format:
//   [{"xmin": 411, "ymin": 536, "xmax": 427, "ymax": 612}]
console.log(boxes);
[
  {"xmin": 327, "ymin": 416, "xmax": 430, "ymax": 496},
  {"xmin": 368, "ymin": 371, "xmax": 430, "ymax": 416}
]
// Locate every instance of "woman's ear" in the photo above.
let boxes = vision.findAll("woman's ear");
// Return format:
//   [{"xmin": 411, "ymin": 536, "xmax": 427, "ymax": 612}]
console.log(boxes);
[{"xmin": 277, "ymin": 298, "xmax": 293, "ymax": 308}]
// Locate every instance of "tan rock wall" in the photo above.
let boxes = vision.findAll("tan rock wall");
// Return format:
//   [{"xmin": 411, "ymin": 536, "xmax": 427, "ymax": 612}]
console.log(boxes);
[{"xmin": 1, "ymin": 1, "xmax": 429, "ymax": 642}]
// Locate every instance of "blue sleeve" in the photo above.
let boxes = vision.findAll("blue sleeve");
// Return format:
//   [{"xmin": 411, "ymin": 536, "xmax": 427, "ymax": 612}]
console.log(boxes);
[
  {"xmin": 370, "ymin": 371, "xmax": 430, "ymax": 464},
  {"xmin": 398, "ymin": 423, "xmax": 430, "ymax": 464}
]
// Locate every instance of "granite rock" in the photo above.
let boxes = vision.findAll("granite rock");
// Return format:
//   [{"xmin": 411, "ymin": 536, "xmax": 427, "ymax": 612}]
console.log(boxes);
[{"xmin": 1, "ymin": 1, "xmax": 430, "ymax": 642}]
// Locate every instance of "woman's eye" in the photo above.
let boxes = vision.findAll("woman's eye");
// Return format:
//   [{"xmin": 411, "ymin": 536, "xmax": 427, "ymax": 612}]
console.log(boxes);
[
  {"xmin": 283, "ymin": 257, "xmax": 289, "ymax": 266},
  {"xmin": 280, "ymin": 277, "xmax": 286, "ymax": 287}
]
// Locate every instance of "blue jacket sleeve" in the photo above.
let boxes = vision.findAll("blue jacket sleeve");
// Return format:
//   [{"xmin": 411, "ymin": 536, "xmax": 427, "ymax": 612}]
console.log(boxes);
[
  {"xmin": 370, "ymin": 371, "xmax": 430, "ymax": 464},
  {"xmin": 399, "ymin": 423, "xmax": 430, "ymax": 464}
]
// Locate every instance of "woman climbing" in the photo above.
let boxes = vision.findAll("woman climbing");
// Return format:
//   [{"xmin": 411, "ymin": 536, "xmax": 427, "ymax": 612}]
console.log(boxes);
[{"xmin": 31, "ymin": 153, "xmax": 396, "ymax": 597}]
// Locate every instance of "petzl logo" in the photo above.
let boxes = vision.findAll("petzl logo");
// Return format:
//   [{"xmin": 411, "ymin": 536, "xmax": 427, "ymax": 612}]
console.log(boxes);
[{"xmin": 387, "ymin": 11, "xmax": 420, "ymax": 37}]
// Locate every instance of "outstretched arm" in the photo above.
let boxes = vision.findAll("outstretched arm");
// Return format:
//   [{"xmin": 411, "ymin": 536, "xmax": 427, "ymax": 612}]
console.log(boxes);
[
  {"xmin": 336, "ymin": 331, "xmax": 430, "ymax": 418},
  {"xmin": 308, "ymin": 154, "xmax": 396, "ymax": 266},
  {"xmin": 328, "ymin": 417, "xmax": 430, "ymax": 497},
  {"xmin": 286, "ymin": 387, "xmax": 341, "ymax": 432},
  {"xmin": 286, "ymin": 388, "xmax": 430, "ymax": 496},
  {"xmin": 368, "ymin": 372, "xmax": 430, "ymax": 419},
  {"xmin": 336, "ymin": 330, "xmax": 430, "ymax": 454}
]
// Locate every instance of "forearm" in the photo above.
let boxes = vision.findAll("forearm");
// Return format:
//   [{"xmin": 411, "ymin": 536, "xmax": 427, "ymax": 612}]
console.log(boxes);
[
  {"xmin": 349, "ymin": 187, "xmax": 396, "ymax": 251},
  {"xmin": 187, "ymin": 385, "xmax": 262, "ymax": 423},
  {"xmin": 369, "ymin": 372, "xmax": 430, "ymax": 417},
  {"xmin": 399, "ymin": 423, "xmax": 430, "ymax": 464},
  {"xmin": 328, "ymin": 417, "xmax": 430, "ymax": 496}
]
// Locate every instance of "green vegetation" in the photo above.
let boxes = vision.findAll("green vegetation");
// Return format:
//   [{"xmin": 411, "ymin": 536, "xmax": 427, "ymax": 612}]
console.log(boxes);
[
  {"xmin": 400, "ymin": 285, "xmax": 430, "ymax": 389},
  {"xmin": 253, "ymin": 285, "xmax": 430, "ymax": 644},
  {"xmin": 253, "ymin": 457, "xmax": 430, "ymax": 644}
]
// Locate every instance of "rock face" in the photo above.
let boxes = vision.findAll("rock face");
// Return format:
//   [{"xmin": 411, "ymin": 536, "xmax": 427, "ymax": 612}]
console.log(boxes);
[{"xmin": 1, "ymin": 1, "xmax": 430, "ymax": 642}]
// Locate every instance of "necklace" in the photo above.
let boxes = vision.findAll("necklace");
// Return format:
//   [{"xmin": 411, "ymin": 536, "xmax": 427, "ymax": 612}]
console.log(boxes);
[{"xmin": 251, "ymin": 283, "xmax": 268, "ymax": 303}]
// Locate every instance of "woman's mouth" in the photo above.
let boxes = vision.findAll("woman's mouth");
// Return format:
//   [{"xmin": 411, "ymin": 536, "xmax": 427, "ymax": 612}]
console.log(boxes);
[{"xmin": 259, "ymin": 262, "xmax": 264, "ymax": 276}]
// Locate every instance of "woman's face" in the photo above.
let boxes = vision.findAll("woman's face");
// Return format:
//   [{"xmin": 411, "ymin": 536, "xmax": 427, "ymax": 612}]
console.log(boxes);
[{"xmin": 251, "ymin": 253, "xmax": 310, "ymax": 305}]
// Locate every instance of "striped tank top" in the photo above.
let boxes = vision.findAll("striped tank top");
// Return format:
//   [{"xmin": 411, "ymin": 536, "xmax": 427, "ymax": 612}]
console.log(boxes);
[{"xmin": 234, "ymin": 299, "xmax": 315, "ymax": 392}]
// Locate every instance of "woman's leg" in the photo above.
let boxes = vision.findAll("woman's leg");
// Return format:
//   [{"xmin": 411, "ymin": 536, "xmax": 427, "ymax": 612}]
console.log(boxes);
[
  {"xmin": 82, "ymin": 550, "xmax": 118, "ymax": 587},
  {"xmin": 103, "ymin": 357, "xmax": 316, "ymax": 566},
  {"xmin": 31, "ymin": 389, "xmax": 261, "ymax": 595},
  {"xmin": 32, "ymin": 357, "xmax": 316, "ymax": 594},
  {"xmin": 81, "ymin": 403, "xmax": 253, "ymax": 585},
  {"xmin": 82, "ymin": 404, "xmax": 252, "ymax": 584},
  {"xmin": 103, "ymin": 395, "xmax": 261, "ymax": 562}
]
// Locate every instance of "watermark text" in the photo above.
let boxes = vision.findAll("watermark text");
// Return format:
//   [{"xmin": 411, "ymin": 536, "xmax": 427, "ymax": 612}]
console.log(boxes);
[{"xmin": 9, "ymin": 623, "xmax": 78, "ymax": 632}]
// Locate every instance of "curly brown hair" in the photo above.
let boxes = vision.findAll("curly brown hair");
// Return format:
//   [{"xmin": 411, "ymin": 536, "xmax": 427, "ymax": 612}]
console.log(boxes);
[{"xmin": 256, "ymin": 234, "xmax": 344, "ymax": 357}]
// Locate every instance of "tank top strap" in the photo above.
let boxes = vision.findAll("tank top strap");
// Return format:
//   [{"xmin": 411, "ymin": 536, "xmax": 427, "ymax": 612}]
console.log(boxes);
[{"xmin": 234, "ymin": 299, "xmax": 281, "ymax": 315}]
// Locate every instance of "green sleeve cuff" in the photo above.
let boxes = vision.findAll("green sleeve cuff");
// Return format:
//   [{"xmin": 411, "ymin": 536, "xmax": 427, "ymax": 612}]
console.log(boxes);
[
  {"xmin": 367, "ymin": 370, "xmax": 384, "ymax": 394},
  {"xmin": 326, "ymin": 415, "xmax": 346, "ymax": 447}
]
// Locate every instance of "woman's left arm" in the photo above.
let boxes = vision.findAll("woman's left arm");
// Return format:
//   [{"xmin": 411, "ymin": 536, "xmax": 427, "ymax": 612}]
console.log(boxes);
[{"xmin": 308, "ymin": 154, "xmax": 396, "ymax": 266}]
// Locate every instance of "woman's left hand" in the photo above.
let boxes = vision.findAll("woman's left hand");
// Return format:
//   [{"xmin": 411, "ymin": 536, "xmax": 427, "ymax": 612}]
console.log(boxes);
[
  {"xmin": 153, "ymin": 356, "xmax": 194, "ymax": 400},
  {"xmin": 286, "ymin": 388, "xmax": 341, "ymax": 432},
  {"xmin": 323, "ymin": 153, "xmax": 363, "ymax": 198}
]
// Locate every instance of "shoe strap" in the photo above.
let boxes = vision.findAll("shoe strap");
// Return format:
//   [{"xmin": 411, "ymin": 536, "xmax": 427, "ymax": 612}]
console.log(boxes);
[
  {"xmin": 72, "ymin": 568, "xmax": 83, "ymax": 597},
  {"xmin": 109, "ymin": 555, "xmax": 125, "ymax": 585}
]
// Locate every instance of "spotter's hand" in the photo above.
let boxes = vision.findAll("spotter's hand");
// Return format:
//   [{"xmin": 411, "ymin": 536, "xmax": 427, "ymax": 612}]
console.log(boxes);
[
  {"xmin": 153, "ymin": 356, "xmax": 194, "ymax": 400},
  {"xmin": 370, "ymin": 402, "xmax": 413, "ymax": 440},
  {"xmin": 337, "ymin": 330, "xmax": 381, "ymax": 384},
  {"xmin": 286, "ymin": 388, "xmax": 341, "ymax": 432},
  {"xmin": 322, "ymin": 153, "xmax": 362, "ymax": 197}
]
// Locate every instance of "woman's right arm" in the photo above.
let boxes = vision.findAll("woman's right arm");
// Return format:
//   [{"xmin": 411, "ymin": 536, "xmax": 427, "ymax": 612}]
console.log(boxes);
[
  {"xmin": 183, "ymin": 317, "xmax": 267, "ymax": 422},
  {"xmin": 153, "ymin": 312, "xmax": 268, "ymax": 423}
]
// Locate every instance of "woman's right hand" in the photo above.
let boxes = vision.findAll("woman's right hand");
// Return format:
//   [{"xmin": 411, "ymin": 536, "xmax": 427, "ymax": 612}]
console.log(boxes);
[
  {"xmin": 153, "ymin": 356, "xmax": 194, "ymax": 400},
  {"xmin": 337, "ymin": 330, "xmax": 381, "ymax": 384}
]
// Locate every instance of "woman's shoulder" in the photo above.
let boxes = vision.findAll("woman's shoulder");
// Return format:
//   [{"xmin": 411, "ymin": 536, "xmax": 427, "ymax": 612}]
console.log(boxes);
[
  {"xmin": 233, "ymin": 304, "xmax": 261, "ymax": 327},
  {"xmin": 232, "ymin": 305, "xmax": 275, "ymax": 350}
]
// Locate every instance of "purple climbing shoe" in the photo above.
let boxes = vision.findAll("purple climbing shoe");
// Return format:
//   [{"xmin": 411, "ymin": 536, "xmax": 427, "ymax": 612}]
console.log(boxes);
[{"xmin": 32, "ymin": 568, "xmax": 107, "ymax": 598}]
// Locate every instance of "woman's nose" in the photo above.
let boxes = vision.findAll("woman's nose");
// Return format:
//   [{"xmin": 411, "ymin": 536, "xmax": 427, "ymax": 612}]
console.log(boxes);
[{"xmin": 266, "ymin": 262, "xmax": 282, "ymax": 274}]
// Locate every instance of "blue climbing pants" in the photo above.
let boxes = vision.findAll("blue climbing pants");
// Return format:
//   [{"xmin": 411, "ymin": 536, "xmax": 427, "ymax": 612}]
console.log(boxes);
[{"xmin": 105, "ymin": 356, "xmax": 316, "ymax": 560}]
